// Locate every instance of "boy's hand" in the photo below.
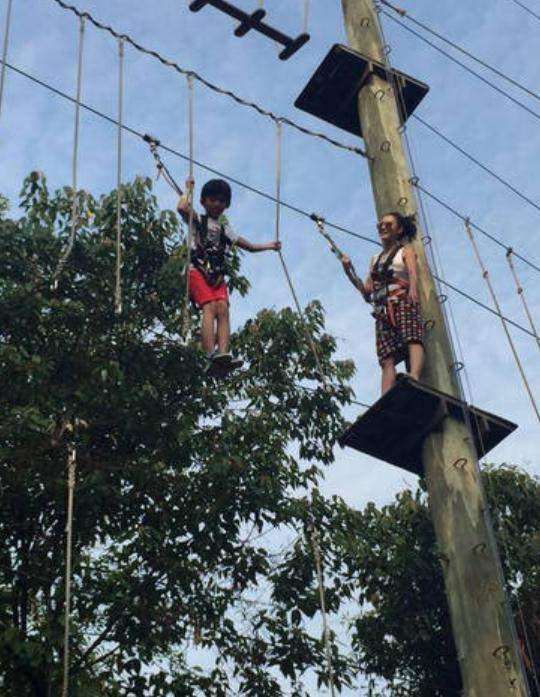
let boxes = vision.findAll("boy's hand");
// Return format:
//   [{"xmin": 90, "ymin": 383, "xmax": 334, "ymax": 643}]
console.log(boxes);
[
  {"xmin": 270, "ymin": 240, "xmax": 282, "ymax": 251},
  {"xmin": 185, "ymin": 176, "xmax": 195, "ymax": 191}
]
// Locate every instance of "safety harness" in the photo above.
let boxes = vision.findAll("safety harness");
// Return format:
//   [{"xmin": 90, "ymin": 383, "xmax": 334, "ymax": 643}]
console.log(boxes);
[
  {"xmin": 192, "ymin": 214, "xmax": 233, "ymax": 287},
  {"xmin": 370, "ymin": 244, "xmax": 410, "ymax": 326}
]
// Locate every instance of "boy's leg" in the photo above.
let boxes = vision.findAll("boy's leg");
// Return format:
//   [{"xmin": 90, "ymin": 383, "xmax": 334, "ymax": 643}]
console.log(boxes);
[
  {"xmin": 408, "ymin": 342, "xmax": 425, "ymax": 381},
  {"xmin": 381, "ymin": 357, "xmax": 396, "ymax": 395},
  {"xmin": 201, "ymin": 301, "xmax": 218, "ymax": 355},
  {"xmin": 215, "ymin": 300, "xmax": 230, "ymax": 354}
]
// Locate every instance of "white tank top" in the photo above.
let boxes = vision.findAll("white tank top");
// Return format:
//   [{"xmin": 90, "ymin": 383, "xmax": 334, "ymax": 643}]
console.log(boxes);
[{"xmin": 370, "ymin": 246, "xmax": 409, "ymax": 292}]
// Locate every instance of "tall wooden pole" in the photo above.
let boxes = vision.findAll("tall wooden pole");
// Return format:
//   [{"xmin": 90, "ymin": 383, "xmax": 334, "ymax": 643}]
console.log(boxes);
[{"xmin": 341, "ymin": 1, "xmax": 530, "ymax": 694}]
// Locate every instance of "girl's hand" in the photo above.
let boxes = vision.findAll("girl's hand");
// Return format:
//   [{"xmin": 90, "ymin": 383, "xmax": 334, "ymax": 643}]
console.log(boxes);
[
  {"xmin": 409, "ymin": 285, "xmax": 420, "ymax": 304},
  {"xmin": 342, "ymin": 254, "xmax": 352, "ymax": 268}
]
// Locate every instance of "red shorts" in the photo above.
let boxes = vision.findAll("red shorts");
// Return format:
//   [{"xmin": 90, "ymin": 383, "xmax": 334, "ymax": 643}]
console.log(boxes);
[{"xmin": 189, "ymin": 268, "xmax": 229, "ymax": 308}]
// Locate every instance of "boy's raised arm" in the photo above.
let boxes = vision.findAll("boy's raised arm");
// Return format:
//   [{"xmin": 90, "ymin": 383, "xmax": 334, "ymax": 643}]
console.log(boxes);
[
  {"xmin": 236, "ymin": 237, "xmax": 281, "ymax": 253},
  {"xmin": 177, "ymin": 176, "xmax": 198, "ymax": 223}
]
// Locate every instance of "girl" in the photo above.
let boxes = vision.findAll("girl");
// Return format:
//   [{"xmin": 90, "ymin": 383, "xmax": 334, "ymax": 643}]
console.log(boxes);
[{"xmin": 341, "ymin": 212, "xmax": 425, "ymax": 395}]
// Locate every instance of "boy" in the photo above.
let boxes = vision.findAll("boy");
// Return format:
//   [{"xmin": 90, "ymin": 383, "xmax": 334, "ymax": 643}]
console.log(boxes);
[{"xmin": 178, "ymin": 177, "xmax": 281, "ymax": 375}]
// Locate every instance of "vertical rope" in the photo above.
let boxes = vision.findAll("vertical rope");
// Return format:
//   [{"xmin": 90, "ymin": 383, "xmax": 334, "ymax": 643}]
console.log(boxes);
[
  {"xmin": 182, "ymin": 73, "xmax": 195, "ymax": 339},
  {"xmin": 273, "ymin": 120, "xmax": 327, "ymax": 385},
  {"xmin": 52, "ymin": 16, "xmax": 85, "ymax": 289},
  {"xmin": 310, "ymin": 524, "xmax": 336, "ymax": 697},
  {"xmin": 506, "ymin": 249, "xmax": 540, "ymax": 351},
  {"xmin": 0, "ymin": 0, "xmax": 13, "ymax": 122},
  {"xmin": 464, "ymin": 220, "xmax": 539, "ymax": 422},
  {"xmin": 61, "ymin": 444, "xmax": 77, "ymax": 697},
  {"xmin": 114, "ymin": 37, "xmax": 124, "ymax": 316},
  {"xmin": 303, "ymin": 0, "xmax": 310, "ymax": 34},
  {"xmin": 274, "ymin": 119, "xmax": 283, "ymax": 243}
]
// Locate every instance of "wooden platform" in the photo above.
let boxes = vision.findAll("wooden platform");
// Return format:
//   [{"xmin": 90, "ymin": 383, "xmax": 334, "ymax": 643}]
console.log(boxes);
[
  {"xmin": 295, "ymin": 44, "xmax": 429, "ymax": 137},
  {"xmin": 338, "ymin": 376, "xmax": 517, "ymax": 476}
]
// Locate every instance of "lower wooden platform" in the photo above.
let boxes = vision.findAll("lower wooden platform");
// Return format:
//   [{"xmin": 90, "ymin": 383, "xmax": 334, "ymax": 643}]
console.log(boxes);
[{"xmin": 338, "ymin": 376, "xmax": 517, "ymax": 476}]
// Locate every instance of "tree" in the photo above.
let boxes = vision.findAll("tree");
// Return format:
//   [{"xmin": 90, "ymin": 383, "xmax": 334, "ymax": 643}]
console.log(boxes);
[
  {"xmin": 0, "ymin": 172, "xmax": 357, "ymax": 695},
  {"xmin": 327, "ymin": 465, "xmax": 540, "ymax": 697}
]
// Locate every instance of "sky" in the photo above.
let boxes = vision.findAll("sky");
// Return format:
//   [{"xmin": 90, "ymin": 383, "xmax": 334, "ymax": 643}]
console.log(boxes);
[{"xmin": 1, "ymin": 0, "xmax": 539, "ymax": 692}]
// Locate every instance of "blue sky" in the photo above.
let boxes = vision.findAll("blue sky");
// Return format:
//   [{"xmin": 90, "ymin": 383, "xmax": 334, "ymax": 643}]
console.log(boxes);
[{"xmin": 1, "ymin": 0, "xmax": 539, "ymax": 691}]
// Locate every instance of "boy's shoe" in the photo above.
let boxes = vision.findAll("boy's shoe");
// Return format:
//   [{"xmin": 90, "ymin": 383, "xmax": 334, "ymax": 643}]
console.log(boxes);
[
  {"xmin": 229, "ymin": 356, "xmax": 244, "ymax": 371},
  {"xmin": 205, "ymin": 351, "xmax": 232, "ymax": 377}
]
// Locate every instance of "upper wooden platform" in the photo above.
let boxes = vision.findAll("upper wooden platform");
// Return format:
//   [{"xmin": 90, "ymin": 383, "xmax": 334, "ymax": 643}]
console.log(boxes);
[
  {"xmin": 295, "ymin": 44, "xmax": 429, "ymax": 137},
  {"xmin": 338, "ymin": 376, "xmax": 517, "ymax": 476}
]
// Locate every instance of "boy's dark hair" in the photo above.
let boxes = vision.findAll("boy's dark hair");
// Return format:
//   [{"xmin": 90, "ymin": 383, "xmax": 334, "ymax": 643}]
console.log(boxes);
[
  {"xmin": 200, "ymin": 179, "xmax": 232, "ymax": 206},
  {"xmin": 387, "ymin": 211, "xmax": 417, "ymax": 241}
]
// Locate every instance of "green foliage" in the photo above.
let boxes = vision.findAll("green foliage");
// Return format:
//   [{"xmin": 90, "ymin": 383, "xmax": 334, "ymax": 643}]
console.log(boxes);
[
  {"xmin": 330, "ymin": 465, "xmax": 540, "ymax": 697},
  {"xmin": 0, "ymin": 173, "xmax": 356, "ymax": 695}
]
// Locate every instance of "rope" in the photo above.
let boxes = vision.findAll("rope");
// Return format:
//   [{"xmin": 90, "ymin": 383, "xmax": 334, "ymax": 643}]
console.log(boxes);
[
  {"xmin": 52, "ymin": 16, "xmax": 85, "ymax": 289},
  {"xmin": 0, "ymin": 0, "xmax": 13, "ymax": 121},
  {"xmin": 2, "ymin": 58, "xmax": 539, "ymax": 340},
  {"xmin": 309, "ymin": 523, "xmax": 336, "ymax": 697},
  {"xmin": 61, "ymin": 444, "xmax": 77, "ymax": 697},
  {"xmin": 506, "ymin": 249, "xmax": 540, "ymax": 351},
  {"xmin": 464, "ymin": 219, "xmax": 540, "ymax": 422},
  {"xmin": 382, "ymin": 10, "xmax": 540, "ymax": 124},
  {"xmin": 182, "ymin": 74, "xmax": 195, "ymax": 339},
  {"xmin": 303, "ymin": 0, "xmax": 310, "ymax": 34},
  {"xmin": 48, "ymin": 0, "xmax": 368, "ymax": 159},
  {"xmin": 273, "ymin": 121, "xmax": 328, "ymax": 385},
  {"xmin": 114, "ymin": 37, "xmax": 124, "ymax": 316}
]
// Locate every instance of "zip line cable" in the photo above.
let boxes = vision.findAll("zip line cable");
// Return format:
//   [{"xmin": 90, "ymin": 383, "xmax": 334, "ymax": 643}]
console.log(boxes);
[
  {"xmin": 506, "ymin": 249, "xmax": 540, "ymax": 350},
  {"xmin": 464, "ymin": 219, "xmax": 540, "ymax": 422},
  {"xmin": 2, "ymin": 51, "xmax": 539, "ymax": 275},
  {"xmin": 411, "ymin": 114, "xmax": 540, "ymax": 216},
  {"xmin": 410, "ymin": 179, "xmax": 540, "ymax": 274},
  {"xmin": 505, "ymin": 0, "xmax": 540, "ymax": 22},
  {"xmin": 382, "ymin": 10, "xmax": 540, "ymax": 124},
  {"xmin": 51, "ymin": 15, "xmax": 85, "ymax": 290},
  {"xmin": 48, "ymin": 0, "xmax": 368, "ymax": 159},
  {"xmin": 0, "ymin": 58, "xmax": 538, "ymax": 341},
  {"xmin": 114, "ymin": 37, "xmax": 124, "ymax": 316},
  {"xmin": 0, "ymin": 0, "xmax": 13, "ymax": 121},
  {"xmin": 379, "ymin": 0, "xmax": 540, "ymax": 105}
]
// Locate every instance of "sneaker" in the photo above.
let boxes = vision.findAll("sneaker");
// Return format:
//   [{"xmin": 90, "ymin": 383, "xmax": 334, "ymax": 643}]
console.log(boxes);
[{"xmin": 229, "ymin": 356, "xmax": 244, "ymax": 371}]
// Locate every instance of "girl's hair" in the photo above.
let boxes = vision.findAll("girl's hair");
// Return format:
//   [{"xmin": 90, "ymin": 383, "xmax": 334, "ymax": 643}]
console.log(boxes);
[
  {"xmin": 200, "ymin": 179, "xmax": 232, "ymax": 206},
  {"xmin": 386, "ymin": 212, "xmax": 417, "ymax": 241}
]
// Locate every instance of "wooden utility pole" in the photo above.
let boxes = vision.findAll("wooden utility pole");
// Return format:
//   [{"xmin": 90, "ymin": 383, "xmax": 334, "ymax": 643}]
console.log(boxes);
[{"xmin": 341, "ymin": 1, "xmax": 530, "ymax": 695}]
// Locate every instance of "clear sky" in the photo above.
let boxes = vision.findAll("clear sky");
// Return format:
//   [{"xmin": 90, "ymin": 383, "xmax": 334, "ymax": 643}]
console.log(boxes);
[{"xmin": 1, "ymin": 0, "xmax": 539, "ymax": 691}]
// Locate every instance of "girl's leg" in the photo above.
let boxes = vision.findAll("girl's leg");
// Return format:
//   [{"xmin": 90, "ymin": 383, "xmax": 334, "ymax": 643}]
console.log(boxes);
[
  {"xmin": 408, "ymin": 342, "xmax": 425, "ymax": 381},
  {"xmin": 215, "ymin": 300, "xmax": 231, "ymax": 354},
  {"xmin": 201, "ymin": 302, "xmax": 218, "ymax": 355},
  {"xmin": 381, "ymin": 357, "xmax": 396, "ymax": 395}
]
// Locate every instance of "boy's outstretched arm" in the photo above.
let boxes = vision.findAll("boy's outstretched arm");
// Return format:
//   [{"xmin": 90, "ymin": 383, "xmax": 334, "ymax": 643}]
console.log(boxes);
[
  {"xmin": 341, "ymin": 255, "xmax": 371, "ymax": 303},
  {"xmin": 236, "ymin": 237, "xmax": 281, "ymax": 253}
]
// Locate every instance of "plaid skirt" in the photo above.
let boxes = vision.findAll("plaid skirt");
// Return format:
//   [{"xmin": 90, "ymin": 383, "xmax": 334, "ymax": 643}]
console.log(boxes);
[{"xmin": 375, "ymin": 296, "xmax": 424, "ymax": 366}]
